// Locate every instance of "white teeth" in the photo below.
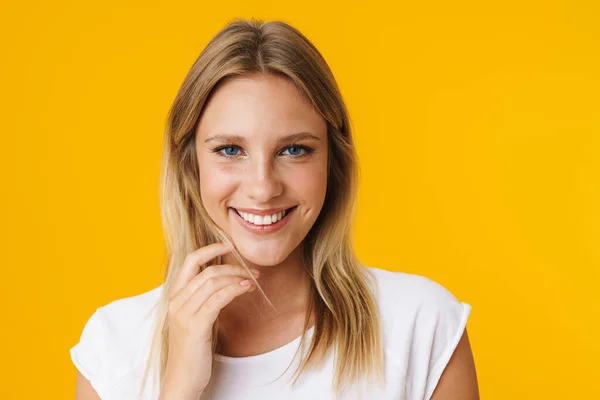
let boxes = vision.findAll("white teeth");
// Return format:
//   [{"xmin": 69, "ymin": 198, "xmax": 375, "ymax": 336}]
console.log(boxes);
[{"xmin": 236, "ymin": 208, "xmax": 290, "ymax": 226}]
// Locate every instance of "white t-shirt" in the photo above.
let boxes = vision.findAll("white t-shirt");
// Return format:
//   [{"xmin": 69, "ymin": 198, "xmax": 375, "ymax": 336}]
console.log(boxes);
[{"xmin": 70, "ymin": 266, "xmax": 472, "ymax": 400}]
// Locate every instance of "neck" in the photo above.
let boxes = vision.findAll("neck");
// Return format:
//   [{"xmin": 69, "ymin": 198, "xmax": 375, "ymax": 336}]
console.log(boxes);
[{"xmin": 218, "ymin": 244, "xmax": 313, "ymax": 332}]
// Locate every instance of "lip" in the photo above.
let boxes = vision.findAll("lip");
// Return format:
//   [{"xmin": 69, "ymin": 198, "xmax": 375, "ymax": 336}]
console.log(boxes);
[{"xmin": 230, "ymin": 206, "xmax": 297, "ymax": 235}]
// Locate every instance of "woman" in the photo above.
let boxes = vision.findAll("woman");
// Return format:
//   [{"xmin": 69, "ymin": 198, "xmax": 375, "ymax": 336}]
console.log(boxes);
[{"xmin": 70, "ymin": 18, "xmax": 479, "ymax": 400}]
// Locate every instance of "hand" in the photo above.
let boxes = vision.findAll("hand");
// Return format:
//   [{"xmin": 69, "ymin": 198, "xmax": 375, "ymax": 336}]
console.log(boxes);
[{"xmin": 159, "ymin": 242, "xmax": 259, "ymax": 399}]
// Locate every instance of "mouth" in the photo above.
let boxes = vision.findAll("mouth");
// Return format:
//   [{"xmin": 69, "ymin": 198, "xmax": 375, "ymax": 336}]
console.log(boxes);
[
  {"xmin": 231, "ymin": 206, "xmax": 297, "ymax": 226},
  {"xmin": 229, "ymin": 206, "xmax": 298, "ymax": 234}
]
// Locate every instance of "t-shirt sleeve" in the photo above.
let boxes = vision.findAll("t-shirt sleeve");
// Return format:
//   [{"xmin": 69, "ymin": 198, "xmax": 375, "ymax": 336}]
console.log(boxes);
[
  {"xmin": 70, "ymin": 306, "xmax": 116, "ymax": 398},
  {"xmin": 421, "ymin": 281, "xmax": 472, "ymax": 399}
]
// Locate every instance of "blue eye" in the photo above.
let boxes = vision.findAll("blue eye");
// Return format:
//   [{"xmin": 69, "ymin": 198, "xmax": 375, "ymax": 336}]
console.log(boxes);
[
  {"xmin": 222, "ymin": 146, "xmax": 240, "ymax": 156},
  {"xmin": 282, "ymin": 146, "xmax": 306, "ymax": 156}
]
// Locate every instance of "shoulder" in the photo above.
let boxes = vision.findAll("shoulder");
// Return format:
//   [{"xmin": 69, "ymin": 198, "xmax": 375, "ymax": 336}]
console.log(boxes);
[
  {"xmin": 363, "ymin": 265, "xmax": 471, "ymax": 334},
  {"xmin": 363, "ymin": 265, "xmax": 468, "ymax": 315},
  {"xmin": 70, "ymin": 284, "xmax": 164, "ymax": 397},
  {"xmin": 99, "ymin": 283, "xmax": 164, "ymax": 332},
  {"xmin": 362, "ymin": 266, "xmax": 472, "ymax": 397}
]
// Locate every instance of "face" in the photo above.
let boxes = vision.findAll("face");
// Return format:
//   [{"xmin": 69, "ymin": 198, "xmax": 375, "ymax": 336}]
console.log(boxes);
[{"xmin": 195, "ymin": 73, "xmax": 328, "ymax": 267}]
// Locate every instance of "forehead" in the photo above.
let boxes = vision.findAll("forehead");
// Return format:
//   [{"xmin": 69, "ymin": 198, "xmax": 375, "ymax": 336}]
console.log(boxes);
[{"xmin": 196, "ymin": 73, "xmax": 327, "ymax": 141}]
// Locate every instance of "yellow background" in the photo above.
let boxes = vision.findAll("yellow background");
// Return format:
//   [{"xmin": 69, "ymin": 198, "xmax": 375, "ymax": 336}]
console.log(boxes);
[{"xmin": 1, "ymin": 1, "xmax": 598, "ymax": 398}]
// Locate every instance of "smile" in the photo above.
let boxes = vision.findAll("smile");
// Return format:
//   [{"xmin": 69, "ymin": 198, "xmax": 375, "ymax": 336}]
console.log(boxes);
[{"xmin": 230, "ymin": 206, "xmax": 297, "ymax": 234}]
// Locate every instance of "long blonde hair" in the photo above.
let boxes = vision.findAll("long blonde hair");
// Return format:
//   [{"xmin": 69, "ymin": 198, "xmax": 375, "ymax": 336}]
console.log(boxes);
[{"xmin": 139, "ymin": 17, "xmax": 384, "ymax": 399}]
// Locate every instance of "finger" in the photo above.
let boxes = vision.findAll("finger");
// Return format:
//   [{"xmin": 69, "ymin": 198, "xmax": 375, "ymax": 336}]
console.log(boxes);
[
  {"xmin": 195, "ymin": 281, "xmax": 256, "ymax": 323},
  {"xmin": 170, "ymin": 242, "xmax": 233, "ymax": 298},
  {"xmin": 171, "ymin": 264, "xmax": 259, "ymax": 311},
  {"xmin": 179, "ymin": 275, "xmax": 253, "ymax": 316}
]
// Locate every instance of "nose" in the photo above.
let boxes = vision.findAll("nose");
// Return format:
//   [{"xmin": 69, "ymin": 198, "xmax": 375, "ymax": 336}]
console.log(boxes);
[{"xmin": 243, "ymin": 156, "xmax": 284, "ymax": 203}]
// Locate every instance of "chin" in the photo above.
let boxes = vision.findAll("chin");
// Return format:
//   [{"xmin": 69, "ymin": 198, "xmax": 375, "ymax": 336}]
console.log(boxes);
[{"xmin": 233, "ymin": 238, "xmax": 295, "ymax": 267}]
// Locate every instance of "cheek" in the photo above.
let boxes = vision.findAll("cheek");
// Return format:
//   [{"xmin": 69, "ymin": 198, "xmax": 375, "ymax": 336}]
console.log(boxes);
[
  {"xmin": 198, "ymin": 164, "xmax": 238, "ymax": 210},
  {"xmin": 290, "ymin": 163, "xmax": 328, "ymax": 205}
]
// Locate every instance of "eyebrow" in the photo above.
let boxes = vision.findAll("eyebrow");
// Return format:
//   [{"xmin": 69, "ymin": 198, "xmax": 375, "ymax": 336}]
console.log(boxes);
[{"xmin": 204, "ymin": 132, "xmax": 321, "ymax": 145}]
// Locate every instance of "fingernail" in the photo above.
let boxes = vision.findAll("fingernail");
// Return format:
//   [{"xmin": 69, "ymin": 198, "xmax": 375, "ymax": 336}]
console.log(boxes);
[
  {"xmin": 251, "ymin": 269, "xmax": 260, "ymax": 276},
  {"xmin": 240, "ymin": 279, "xmax": 251, "ymax": 286}
]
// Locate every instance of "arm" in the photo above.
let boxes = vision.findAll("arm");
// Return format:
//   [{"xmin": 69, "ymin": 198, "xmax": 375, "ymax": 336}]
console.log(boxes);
[
  {"xmin": 75, "ymin": 371, "xmax": 101, "ymax": 400},
  {"xmin": 430, "ymin": 328, "xmax": 480, "ymax": 400}
]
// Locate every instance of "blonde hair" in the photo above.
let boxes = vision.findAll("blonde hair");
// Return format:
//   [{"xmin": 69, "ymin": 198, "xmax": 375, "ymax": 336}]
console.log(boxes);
[{"xmin": 139, "ymin": 17, "xmax": 384, "ymax": 399}]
